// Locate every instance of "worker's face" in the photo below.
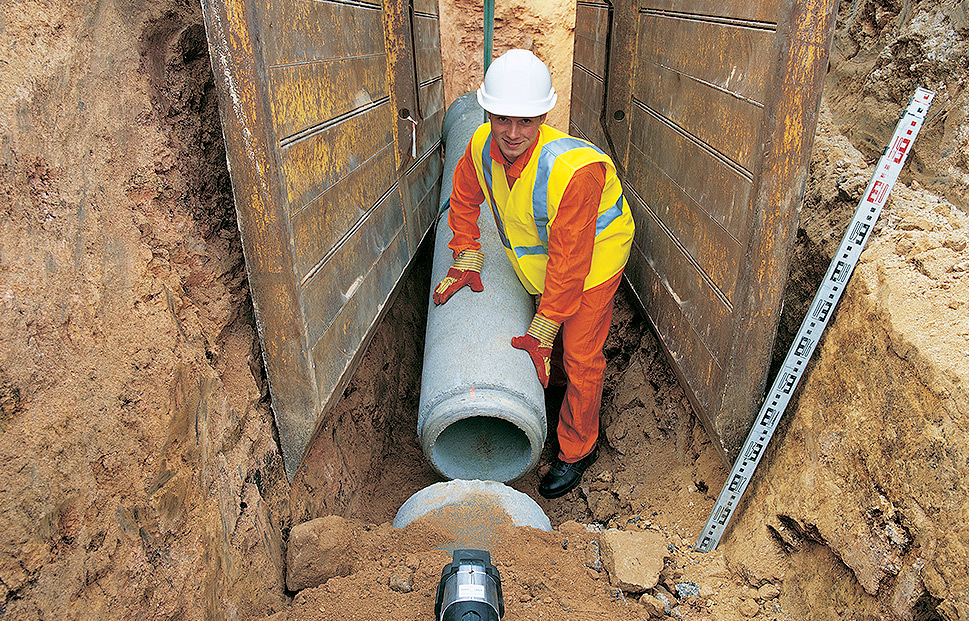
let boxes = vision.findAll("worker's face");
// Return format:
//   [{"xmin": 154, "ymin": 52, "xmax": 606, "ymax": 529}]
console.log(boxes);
[{"xmin": 488, "ymin": 113, "xmax": 545, "ymax": 162}]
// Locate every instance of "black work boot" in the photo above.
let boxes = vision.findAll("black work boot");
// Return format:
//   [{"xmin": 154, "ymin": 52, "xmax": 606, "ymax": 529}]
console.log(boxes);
[{"xmin": 538, "ymin": 448, "xmax": 598, "ymax": 499}]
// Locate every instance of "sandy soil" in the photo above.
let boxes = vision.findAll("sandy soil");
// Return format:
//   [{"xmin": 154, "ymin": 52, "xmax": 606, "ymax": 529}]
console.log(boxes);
[{"xmin": 0, "ymin": 2, "xmax": 289, "ymax": 617}]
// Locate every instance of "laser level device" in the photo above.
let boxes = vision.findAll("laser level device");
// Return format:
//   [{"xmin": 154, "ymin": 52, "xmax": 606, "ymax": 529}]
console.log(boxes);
[{"xmin": 434, "ymin": 549, "xmax": 504, "ymax": 621}]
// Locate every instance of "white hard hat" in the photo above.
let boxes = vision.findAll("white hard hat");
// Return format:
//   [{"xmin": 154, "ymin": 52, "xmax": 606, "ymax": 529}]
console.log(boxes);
[{"xmin": 477, "ymin": 49, "xmax": 557, "ymax": 117}]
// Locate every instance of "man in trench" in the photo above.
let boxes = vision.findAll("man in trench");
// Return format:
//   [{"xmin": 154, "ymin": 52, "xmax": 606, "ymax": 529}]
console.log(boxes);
[{"xmin": 433, "ymin": 49, "xmax": 636, "ymax": 499}]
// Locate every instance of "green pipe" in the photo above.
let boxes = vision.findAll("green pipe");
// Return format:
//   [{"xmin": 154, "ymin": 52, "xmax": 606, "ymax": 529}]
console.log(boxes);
[{"xmin": 483, "ymin": 0, "xmax": 494, "ymax": 73}]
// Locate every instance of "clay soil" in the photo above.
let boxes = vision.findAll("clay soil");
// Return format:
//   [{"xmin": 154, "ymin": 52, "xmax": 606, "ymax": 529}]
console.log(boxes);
[{"xmin": 1, "ymin": 0, "xmax": 967, "ymax": 619}]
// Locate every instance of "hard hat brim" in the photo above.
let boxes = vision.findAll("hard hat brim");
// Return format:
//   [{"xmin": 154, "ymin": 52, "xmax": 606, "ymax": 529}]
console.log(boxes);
[{"xmin": 476, "ymin": 86, "xmax": 557, "ymax": 118}]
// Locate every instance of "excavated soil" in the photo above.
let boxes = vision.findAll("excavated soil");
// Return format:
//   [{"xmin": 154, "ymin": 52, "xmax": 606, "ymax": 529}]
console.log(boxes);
[{"xmin": 0, "ymin": 0, "xmax": 967, "ymax": 619}]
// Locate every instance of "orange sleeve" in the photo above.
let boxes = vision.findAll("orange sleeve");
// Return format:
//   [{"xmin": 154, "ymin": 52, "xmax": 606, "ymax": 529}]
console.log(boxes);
[
  {"xmin": 538, "ymin": 162, "xmax": 605, "ymax": 323},
  {"xmin": 446, "ymin": 141, "xmax": 486, "ymax": 258}
]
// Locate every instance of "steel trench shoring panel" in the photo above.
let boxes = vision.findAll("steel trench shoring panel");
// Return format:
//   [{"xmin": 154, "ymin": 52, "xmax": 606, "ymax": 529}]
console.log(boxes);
[
  {"xmin": 200, "ymin": 0, "xmax": 444, "ymax": 478},
  {"xmin": 571, "ymin": 0, "xmax": 838, "ymax": 461}
]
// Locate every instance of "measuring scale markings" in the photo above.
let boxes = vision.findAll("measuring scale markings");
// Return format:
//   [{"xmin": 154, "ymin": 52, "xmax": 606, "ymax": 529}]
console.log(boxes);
[{"xmin": 695, "ymin": 87, "xmax": 935, "ymax": 553}]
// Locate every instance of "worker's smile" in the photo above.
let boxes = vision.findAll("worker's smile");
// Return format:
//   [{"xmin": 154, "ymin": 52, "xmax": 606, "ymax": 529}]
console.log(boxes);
[
  {"xmin": 489, "ymin": 113, "xmax": 545, "ymax": 163},
  {"xmin": 499, "ymin": 136, "xmax": 527, "ymax": 158}
]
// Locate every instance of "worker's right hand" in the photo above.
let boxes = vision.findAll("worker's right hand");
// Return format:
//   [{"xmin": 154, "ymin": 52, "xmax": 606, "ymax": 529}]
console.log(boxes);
[{"xmin": 433, "ymin": 249, "xmax": 484, "ymax": 305}]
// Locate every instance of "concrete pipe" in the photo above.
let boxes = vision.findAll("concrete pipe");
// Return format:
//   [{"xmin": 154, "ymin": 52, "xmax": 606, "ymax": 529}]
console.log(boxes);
[{"xmin": 418, "ymin": 94, "xmax": 547, "ymax": 483}]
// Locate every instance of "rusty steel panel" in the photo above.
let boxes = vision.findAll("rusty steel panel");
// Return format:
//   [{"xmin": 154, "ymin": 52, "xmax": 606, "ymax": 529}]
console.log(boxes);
[
  {"xmin": 626, "ymin": 188, "xmax": 733, "ymax": 362},
  {"xmin": 569, "ymin": 65, "xmax": 607, "ymax": 146},
  {"xmin": 573, "ymin": 0, "xmax": 837, "ymax": 462},
  {"xmin": 626, "ymin": 152, "xmax": 742, "ymax": 309},
  {"xmin": 414, "ymin": 0, "xmax": 439, "ymax": 15},
  {"xmin": 406, "ymin": 113, "xmax": 444, "ymax": 210},
  {"xmin": 408, "ymin": 0, "xmax": 445, "ymax": 255},
  {"xmin": 632, "ymin": 58, "xmax": 767, "ymax": 172},
  {"xmin": 202, "ymin": 0, "xmax": 442, "ymax": 478},
  {"xmin": 571, "ymin": 61, "xmax": 606, "ymax": 120},
  {"xmin": 626, "ymin": 107, "xmax": 746, "ymax": 300},
  {"xmin": 416, "ymin": 79, "xmax": 445, "ymax": 153},
  {"xmin": 414, "ymin": 14, "xmax": 444, "ymax": 85},
  {"xmin": 291, "ymin": 145, "xmax": 398, "ymax": 280},
  {"xmin": 403, "ymin": 151, "xmax": 443, "ymax": 252},
  {"xmin": 258, "ymin": 0, "xmax": 384, "ymax": 65},
  {"xmin": 301, "ymin": 194, "xmax": 407, "ymax": 347},
  {"xmin": 267, "ymin": 56, "xmax": 388, "ymax": 140},
  {"xmin": 571, "ymin": 0, "xmax": 611, "ymax": 150},
  {"xmin": 640, "ymin": 0, "xmax": 778, "ymax": 23},
  {"xmin": 623, "ymin": 238, "xmax": 722, "ymax": 413},
  {"xmin": 715, "ymin": 0, "xmax": 839, "ymax": 455},
  {"xmin": 383, "ymin": 0, "xmax": 417, "ymax": 168},
  {"xmin": 627, "ymin": 104, "xmax": 751, "ymax": 241},
  {"xmin": 572, "ymin": 60, "xmax": 606, "ymax": 110},
  {"xmin": 310, "ymin": 217, "xmax": 409, "ymax": 396},
  {"xmin": 575, "ymin": 2, "xmax": 610, "ymax": 77},
  {"xmin": 634, "ymin": 14, "xmax": 775, "ymax": 102},
  {"xmin": 281, "ymin": 101, "xmax": 395, "ymax": 211}
]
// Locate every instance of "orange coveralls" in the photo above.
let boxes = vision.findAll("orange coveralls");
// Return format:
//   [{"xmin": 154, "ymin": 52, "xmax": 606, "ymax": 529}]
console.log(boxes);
[{"xmin": 447, "ymin": 134, "xmax": 623, "ymax": 463}]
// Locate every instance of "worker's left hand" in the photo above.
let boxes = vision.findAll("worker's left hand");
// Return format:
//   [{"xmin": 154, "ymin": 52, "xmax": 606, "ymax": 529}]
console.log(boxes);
[{"xmin": 511, "ymin": 313, "xmax": 560, "ymax": 388}]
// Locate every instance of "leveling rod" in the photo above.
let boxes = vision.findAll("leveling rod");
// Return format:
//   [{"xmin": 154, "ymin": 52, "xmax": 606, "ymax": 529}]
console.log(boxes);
[{"xmin": 695, "ymin": 87, "xmax": 935, "ymax": 553}]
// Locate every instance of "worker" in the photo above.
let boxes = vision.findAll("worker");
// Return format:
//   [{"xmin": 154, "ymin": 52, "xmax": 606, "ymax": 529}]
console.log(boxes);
[{"xmin": 433, "ymin": 49, "xmax": 635, "ymax": 499}]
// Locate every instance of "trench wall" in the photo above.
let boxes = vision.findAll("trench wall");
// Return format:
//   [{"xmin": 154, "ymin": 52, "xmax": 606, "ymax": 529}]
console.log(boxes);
[
  {"xmin": 729, "ymin": 107, "xmax": 968, "ymax": 621},
  {"xmin": 0, "ymin": 1, "xmax": 289, "ymax": 616}
]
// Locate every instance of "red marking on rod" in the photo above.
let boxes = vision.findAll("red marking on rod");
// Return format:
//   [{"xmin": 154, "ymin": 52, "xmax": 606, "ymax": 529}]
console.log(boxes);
[
  {"xmin": 867, "ymin": 179, "xmax": 889, "ymax": 205},
  {"xmin": 890, "ymin": 136, "xmax": 911, "ymax": 164}
]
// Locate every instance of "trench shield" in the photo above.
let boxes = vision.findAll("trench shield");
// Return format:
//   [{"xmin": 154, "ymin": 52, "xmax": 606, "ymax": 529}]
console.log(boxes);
[
  {"xmin": 200, "ymin": 0, "xmax": 444, "ymax": 477},
  {"xmin": 571, "ymin": 0, "xmax": 838, "ymax": 461}
]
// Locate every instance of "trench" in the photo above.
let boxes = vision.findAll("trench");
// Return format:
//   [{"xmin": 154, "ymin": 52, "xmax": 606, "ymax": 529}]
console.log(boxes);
[
  {"xmin": 284, "ymin": 99, "xmax": 692, "ymax": 529},
  {"xmin": 138, "ymin": 2, "xmax": 683, "ymax": 532},
  {"xmin": 170, "ymin": 41, "xmax": 826, "ymax": 612},
  {"xmin": 287, "ymin": 215, "xmax": 680, "ymax": 529},
  {"xmin": 137, "ymin": 5, "xmax": 959, "ymax": 618},
  {"xmin": 0, "ymin": 0, "xmax": 964, "ymax": 616}
]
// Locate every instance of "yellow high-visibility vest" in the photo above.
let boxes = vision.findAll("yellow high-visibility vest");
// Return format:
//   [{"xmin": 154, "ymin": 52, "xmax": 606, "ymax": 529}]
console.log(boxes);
[{"xmin": 469, "ymin": 123, "xmax": 635, "ymax": 294}]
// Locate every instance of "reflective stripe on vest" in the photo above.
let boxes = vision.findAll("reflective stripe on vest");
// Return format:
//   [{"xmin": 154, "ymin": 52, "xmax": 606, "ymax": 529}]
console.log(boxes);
[{"xmin": 527, "ymin": 137, "xmax": 628, "ymax": 254}]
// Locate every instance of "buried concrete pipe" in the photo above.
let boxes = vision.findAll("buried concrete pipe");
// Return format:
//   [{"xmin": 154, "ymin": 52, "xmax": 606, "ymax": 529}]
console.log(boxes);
[
  {"xmin": 417, "ymin": 94, "xmax": 547, "ymax": 483},
  {"xmin": 393, "ymin": 480, "xmax": 550, "ymax": 553},
  {"xmin": 393, "ymin": 480, "xmax": 551, "ymax": 535}
]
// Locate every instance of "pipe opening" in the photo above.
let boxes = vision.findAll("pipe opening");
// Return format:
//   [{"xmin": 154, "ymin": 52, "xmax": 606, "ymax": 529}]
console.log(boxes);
[{"xmin": 432, "ymin": 415, "xmax": 532, "ymax": 482}]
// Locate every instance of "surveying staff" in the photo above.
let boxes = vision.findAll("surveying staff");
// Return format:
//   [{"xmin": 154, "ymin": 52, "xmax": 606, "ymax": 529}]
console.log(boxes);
[{"xmin": 433, "ymin": 49, "xmax": 635, "ymax": 499}]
